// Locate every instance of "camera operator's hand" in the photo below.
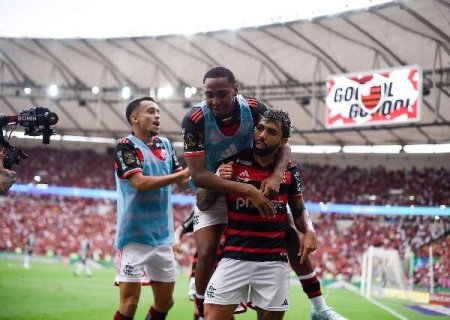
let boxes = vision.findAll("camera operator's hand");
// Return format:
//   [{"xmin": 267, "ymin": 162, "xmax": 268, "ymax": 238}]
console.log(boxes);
[{"xmin": 0, "ymin": 152, "xmax": 16, "ymax": 195}]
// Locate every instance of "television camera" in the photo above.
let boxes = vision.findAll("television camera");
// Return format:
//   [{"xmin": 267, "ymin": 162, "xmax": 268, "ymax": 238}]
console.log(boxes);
[{"xmin": 0, "ymin": 107, "xmax": 58, "ymax": 169}]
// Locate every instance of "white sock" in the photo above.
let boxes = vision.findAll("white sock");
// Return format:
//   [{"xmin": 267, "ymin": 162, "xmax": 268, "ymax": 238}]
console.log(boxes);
[
  {"xmin": 23, "ymin": 255, "xmax": 30, "ymax": 268},
  {"xmin": 310, "ymin": 296, "xmax": 328, "ymax": 311},
  {"xmin": 195, "ymin": 293, "xmax": 205, "ymax": 299},
  {"xmin": 298, "ymin": 270, "xmax": 316, "ymax": 280}
]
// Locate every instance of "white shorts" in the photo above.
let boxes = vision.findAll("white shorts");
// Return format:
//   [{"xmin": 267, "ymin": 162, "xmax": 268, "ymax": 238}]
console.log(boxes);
[
  {"xmin": 193, "ymin": 195, "xmax": 228, "ymax": 232},
  {"xmin": 115, "ymin": 242, "xmax": 176, "ymax": 284},
  {"xmin": 204, "ymin": 258, "xmax": 290, "ymax": 311},
  {"xmin": 188, "ymin": 276, "xmax": 247, "ymax": 313}
]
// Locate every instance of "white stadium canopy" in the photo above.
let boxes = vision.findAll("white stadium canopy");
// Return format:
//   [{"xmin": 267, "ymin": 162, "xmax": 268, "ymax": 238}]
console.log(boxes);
[{"xmin": 0, "ymin": 0, "xmax": 449, "ymax": 149}]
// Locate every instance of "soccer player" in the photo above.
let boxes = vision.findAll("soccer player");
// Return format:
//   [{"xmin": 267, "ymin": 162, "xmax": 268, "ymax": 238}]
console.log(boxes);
[
  {"xmin": 182, "ymin": 67, "xmax": 290, "ymax": 319},
  {"xmin": 183, "ymin": 67, "xmax": 346, "ymax": 320},
  {"xmin": 175, "ymin": 202, "xmax": 346, "ymax": 319},
  {"xmin": 74, "ymin": 238, "xmax": 92, "ymax": 277},
  {"xmin": 204, "ymin": 108, "xmax": 297, "ymax": 319},
  {"xmin": 113, "ymin": 97, "xmax": 191, "ymax": 320},
  {"xmin": 206, "ymin": 109, "xmax": 348, "ymax": 320},
  {"xmin": 23, "ymin": 231, "xmax": 34, "ymax": 269}
]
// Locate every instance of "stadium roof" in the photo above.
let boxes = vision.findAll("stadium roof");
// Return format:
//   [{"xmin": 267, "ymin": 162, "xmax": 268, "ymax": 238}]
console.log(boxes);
[
  {"xmin": 0, "ymin": 0, "xmax": 394, "ymax": 39},
  {"xmin": 0, "ymin": 0, "xmax": 449, "ymax": 147}
]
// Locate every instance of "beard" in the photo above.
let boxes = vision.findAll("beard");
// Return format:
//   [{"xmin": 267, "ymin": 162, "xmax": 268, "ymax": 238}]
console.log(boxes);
[{"xmin": 253, "ymin": 140, "xmax": 278, "ymax": 156}]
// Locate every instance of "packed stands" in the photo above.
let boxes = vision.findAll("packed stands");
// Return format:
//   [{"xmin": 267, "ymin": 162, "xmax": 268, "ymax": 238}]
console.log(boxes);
[{"xmin": 2, "ymin": 147, "xmax": 449, "ymax": 289}]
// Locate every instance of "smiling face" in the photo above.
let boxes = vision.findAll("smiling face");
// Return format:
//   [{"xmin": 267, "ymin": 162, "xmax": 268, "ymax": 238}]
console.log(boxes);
[
  {"xmin": 203, "ymin": 76, "xmax": 238, "ymax": 119},
  {"xmin": 130, "ymin": 100, "xmax": 161, "ymax": 138},
  {"xmin": 253, "ymin": 118, "xmax": 287, "ymax": 157}
]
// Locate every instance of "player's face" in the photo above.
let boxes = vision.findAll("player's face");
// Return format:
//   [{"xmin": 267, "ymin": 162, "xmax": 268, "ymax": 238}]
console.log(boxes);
[
  {"xmin": 133, "ymin": 100, "xmax": 160, "ymax": 136},
  {"xmin": 253, "ymin": 118, "xmax": 287, "ymax": 156},
  {"xmin": 203, "ymin": 77, "xmax": 238, "ymax": 119}
]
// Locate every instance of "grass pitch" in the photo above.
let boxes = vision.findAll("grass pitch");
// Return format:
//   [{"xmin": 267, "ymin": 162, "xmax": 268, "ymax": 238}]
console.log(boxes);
[{"xmin": 0, "ymin": 258, "xmax": 445, "ymax": 320}]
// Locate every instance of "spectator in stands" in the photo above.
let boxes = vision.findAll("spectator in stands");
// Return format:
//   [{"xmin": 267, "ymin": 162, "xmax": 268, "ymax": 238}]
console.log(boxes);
[
  {"xmin": 112, "ymin": 97, "xmax": 191, "ymax": 320},
  {"xmin": 0, "ymin": 151, "xmax": 16, "ymax": 195}
]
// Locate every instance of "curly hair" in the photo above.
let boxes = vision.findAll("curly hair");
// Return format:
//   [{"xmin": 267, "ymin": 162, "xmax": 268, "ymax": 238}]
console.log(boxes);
[{"xmin": 261, "ymin": 108, "xmax": 293, "ymax": 138}]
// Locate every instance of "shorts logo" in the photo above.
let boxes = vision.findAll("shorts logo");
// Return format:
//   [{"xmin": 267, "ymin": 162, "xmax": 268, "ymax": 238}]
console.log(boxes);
[
  {"xmin": 193, "ymin": 214, "xmax": 199, "ymax": 226},
  {"xmin": 282, "ymin": 299, "xmax": 289, "ymax": 306},
  {"xmin": 206, "ymin": 284, "xmax": 216, "ymax": 298},
  {"xmin": 123, "ymin": 264, "xmax": 134, "ymax": 276}
]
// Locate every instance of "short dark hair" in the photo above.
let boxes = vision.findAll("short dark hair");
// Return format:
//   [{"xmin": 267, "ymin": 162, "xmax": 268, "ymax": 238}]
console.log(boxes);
[
  {"xmin": 125, "ymin": 96, "xmax": 155, "ymax": 124},
  {"xmin": 261, "ymin": 108, "xmax": 293, "ymax": 138},
  {"xmin": 203, "ymin": 67, "xmax": 236, "ymax": 85}
]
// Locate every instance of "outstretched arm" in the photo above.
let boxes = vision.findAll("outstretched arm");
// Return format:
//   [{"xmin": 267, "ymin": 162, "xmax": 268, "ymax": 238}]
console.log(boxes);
[
  {"xmin": 129, "ymin": 168, "xmax": 190, "ymax": 192},
  {"xmin": 288, "ymin": 196, "xmax": 317, "ymax": 264},
  {"xmin": 115, "ymin": 140, "xmax": 190, "ymax": 192}
]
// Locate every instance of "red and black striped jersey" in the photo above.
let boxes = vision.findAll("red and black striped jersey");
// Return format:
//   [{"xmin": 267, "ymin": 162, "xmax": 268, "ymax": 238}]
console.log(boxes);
[
  {"xmin": 181, "ymin": 96, "xmax": 266, "ymax": 156},
  {"xmin": 222, "ymin": 149, "xmax": 304, "ymax": 262}
]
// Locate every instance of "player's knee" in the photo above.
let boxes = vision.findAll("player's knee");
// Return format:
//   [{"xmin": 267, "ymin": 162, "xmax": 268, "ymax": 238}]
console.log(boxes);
[
  {"xmin": 157, "ymin": 296, "xmax": 174, "ymax": 312},
  {"xmin": 196, "ymin": 242, "xmax": 218, "ymax": 263},
  {"xmin": 120, "ymin": 298, "xmax": 139, "ymax": 315}
]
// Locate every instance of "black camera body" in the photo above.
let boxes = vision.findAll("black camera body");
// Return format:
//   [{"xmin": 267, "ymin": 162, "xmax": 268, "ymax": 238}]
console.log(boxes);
[{"xmin": 0, "ymin": 107, "xmax": 59, "ymax": 169}]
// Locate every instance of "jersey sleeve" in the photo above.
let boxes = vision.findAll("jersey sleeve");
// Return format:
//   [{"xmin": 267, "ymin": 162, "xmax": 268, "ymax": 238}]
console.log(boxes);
[
  {"xmin": 244, "ymin": 96, "xmax": 268, "ymax": 126},
  {"xmin": 168, "ymin": 140, "xmax": 183, "ymax": 173},
  {"xmin": 181, "ymin": 107, "xmax": 206, "ymax": 157},
  {"xmin": 288, "ymin": 161, "xmax": 304, "ymax": 198},
  {"xmin": 114, "ymin": 140, "xmax": 143, "ymax": 179}
]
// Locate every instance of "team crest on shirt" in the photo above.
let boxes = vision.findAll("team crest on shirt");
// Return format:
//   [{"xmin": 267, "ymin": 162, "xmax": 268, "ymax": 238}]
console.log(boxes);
[
  {"xmin": 150, "ymin": 137, "xmax": 167, "ymax": 161},
  {"xmin": 186, "ymin": 133, "xmax": 197, "ymax": 148},
  {"xmin": 152, "ymin": 148, "xmax": 167, "ymax": 161},
  {"xmin": 236, "ymin": 170, "xmax": 250, "ymax": 183},
  {"xmin": 123, "ymin": 152, "xmax": 135, "ymax": 165}
]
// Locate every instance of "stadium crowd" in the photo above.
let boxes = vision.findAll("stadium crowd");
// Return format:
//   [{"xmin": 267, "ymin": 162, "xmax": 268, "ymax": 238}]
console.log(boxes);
[
  {"xmin": 1, "ymin": 147, "xmax": 449, "ymax": 290},
  {"xmin": 15, "ymin": 147, "xmax": 449, "ymax": 206}
]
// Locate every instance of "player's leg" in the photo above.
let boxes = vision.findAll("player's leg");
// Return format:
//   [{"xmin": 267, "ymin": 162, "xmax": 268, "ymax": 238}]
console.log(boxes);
[
  {"xmin": 23, "ymin": 249, "xmax": 31, "ymax": 269},
  {"xmin": 188, "ymin": 253, "xmax": 201, "ymax": 319},
  {"xmin": 114, "ymin": 243, "xmax": 150, "ymax": 319},
  {"xmin": 144, "ymin": 245, "xmax": 177, "ymax": 320},
  {"xmin": 116, "ymin": 282, "xmax": 141, "ymax": 318},
  {"xmin": 146, "ymin": 281, "xmax": 175, "ymax": 320},
  {"xmin": 204, "ymin": 258, "xmax": 249, "ymax": 320},
  {"xmin": 255, "ymin": 308, "xmax": 285, "ymax": 320},
  {"xmin": 75, "ymin": 258, "xmax": 86, "ymax": 276},
  {"xmin": 249, "ymin": 261, "xmax": 290, "ymax": 320},
  {"xmin": 193, "ymin": 196, "xmax": 228, "ymax": 318},
  {"xmin": 285, "ymin": 217, "xmax": 348, "ymax": 320},
  {"xmin": 204, "ymin": 304, "xmax": 238, "ymax": 320},
  {"xmin": 194, "ymin": 223, "xmax": 226, "ymax": 318},
  {"xmin": 85, "ymin": 261, "xmax": 93, "ymax": 277}
]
